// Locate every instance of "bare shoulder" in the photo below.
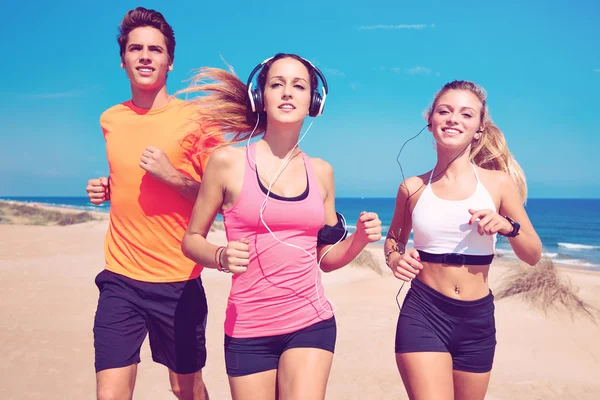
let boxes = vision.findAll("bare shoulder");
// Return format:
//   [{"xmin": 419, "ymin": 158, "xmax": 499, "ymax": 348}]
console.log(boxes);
[
  {"xmin": 401, "ymin": 173, "xmax": 429, "ymax": 196},
  {"xmin": 209, "ymin": 145, "xmax": 244, "ymax": 166},
  {"xmin": 476, "ymin": 167, "xmax": 519, "ymax": 206},
  {"xmin": 393, "ymin": 173, "xmax": 429, "ymax": 214},
  {"xmin": 476, "ymin": 167, "xmax": 513, "ymax": 189},
  {"xmin": 204, "ymin": 146, "xmax": 246, "ymax": 177},
  {"xmin": 309, "ymin": 157, "xmax": 334, "ymax": 179}
]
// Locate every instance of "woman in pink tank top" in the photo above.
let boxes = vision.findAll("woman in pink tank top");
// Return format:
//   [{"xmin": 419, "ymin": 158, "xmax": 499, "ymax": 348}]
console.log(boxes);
[
  {"xmin": 384, "ymin": 81, "xmax": 542, "ymax": 400},
  {"xmin": 181, "ymin": 53, "xmax": 382, "ymax": 400}
]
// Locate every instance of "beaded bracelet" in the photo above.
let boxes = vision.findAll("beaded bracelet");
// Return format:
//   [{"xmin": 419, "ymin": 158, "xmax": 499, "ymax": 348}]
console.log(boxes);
[
  {"xmin": 385, "ymin": 248, "xmax": 404, "ymax": 267},
  {"xmin": 214, "ymin": 246, "xmax": 226, "ymax": 272},
  {"xmin": 218, "ymin": 247, "xmax": 231, "ymax": 273}
]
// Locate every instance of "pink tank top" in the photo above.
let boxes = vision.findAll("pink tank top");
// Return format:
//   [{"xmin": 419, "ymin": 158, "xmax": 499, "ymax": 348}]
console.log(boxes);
[{"xmin": 222, "ymin": 142, "xmax": 332, "ymax": 338}]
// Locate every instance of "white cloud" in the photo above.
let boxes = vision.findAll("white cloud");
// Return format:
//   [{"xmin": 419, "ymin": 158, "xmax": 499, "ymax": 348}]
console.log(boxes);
[
  {"xmin": 321, "ymin": 67, "xmax": 346, "ymax": 78},
  {"xmin": 358, "ymin": 24, "xmax": 435, "ymax": 30},
  {"xmin": 405, "ymin": 66, "xmax": 432, "ymax": 75},
  {"xmin": 34, "ymin": 168, "xmax": 60, "ymax": 176},
  {"xmin": 376, "ymin": 66, "xmax": 437, "ymax": 76}
]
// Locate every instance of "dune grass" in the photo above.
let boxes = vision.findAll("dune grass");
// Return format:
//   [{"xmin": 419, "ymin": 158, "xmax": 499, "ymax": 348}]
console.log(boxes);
[
  {"xmin": 0, "ymin": 202, "xmax": 97, "ymax": 226},
  {"xmin": 496, "ymin": 256, "xmax": 596, "ymax": 320},
  {"xmin": 350, "ymin": 249, "xmax": 384, "ymax": 275}
]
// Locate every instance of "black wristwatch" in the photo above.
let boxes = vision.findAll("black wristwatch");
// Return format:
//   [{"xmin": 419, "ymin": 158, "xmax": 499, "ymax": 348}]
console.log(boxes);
[{"xmin": 500, "ymin": 215, "xmax": 520, "ymax": 238}]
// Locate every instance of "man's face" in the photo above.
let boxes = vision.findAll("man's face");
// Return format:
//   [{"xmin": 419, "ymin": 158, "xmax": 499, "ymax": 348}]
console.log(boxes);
[{"xmin": 121, "ymin": 26, "xmax": 172, "ymax": 91}]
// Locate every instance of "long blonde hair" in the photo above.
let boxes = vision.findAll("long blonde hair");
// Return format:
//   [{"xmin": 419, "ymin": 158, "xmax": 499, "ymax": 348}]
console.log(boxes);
[{"xmin": 426, "ymin": 80, "xmax": 528, "ymax": 202}]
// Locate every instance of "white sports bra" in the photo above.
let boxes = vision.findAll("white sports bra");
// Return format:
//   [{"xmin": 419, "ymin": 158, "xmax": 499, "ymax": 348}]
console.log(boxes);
[{"xmin": 412, "ymin": 164, "xmax": 496, "ymax": 255}]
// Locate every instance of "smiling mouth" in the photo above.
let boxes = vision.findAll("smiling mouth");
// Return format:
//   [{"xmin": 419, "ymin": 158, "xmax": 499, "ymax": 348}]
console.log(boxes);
[
  {"xmin": 136, "ymin": 67, "xmax": 154, "ymax": 73},
  {"xmin": 442, "ymin": 127, "xmax": 462, "ymax": 135},
  {"xmin": 278, "ymin": 104, "xmax": 295, "ymax": 111}
]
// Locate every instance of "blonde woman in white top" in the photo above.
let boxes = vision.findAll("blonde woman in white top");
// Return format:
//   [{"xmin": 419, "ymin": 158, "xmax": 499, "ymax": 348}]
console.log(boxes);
[{"xmin": 384, "ymin": 80, "xmax": 542, "ymax": 400}]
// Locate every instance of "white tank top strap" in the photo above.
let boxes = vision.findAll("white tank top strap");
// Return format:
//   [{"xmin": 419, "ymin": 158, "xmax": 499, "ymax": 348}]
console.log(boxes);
[
  {"xmin": 471, "ymin": 163, "xmax": 480, "ymax": 183},
  {"xmin": 428, "ymin": 169, "xmax": 435, "ymax": 184}
]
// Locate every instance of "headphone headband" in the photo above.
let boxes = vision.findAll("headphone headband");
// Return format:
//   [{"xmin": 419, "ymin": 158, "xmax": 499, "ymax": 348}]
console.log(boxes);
[{"xmin": 246, "ymin": 55, "xmax": 329, "ymax": 117}]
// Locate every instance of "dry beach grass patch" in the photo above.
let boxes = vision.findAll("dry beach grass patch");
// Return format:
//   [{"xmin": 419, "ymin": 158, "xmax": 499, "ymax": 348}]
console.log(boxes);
[
  {"xmin": 496, "ymin": 256, "xmax": 597, "ymax": 320},
  {"xmin": 0, "ymin": 202, "xmax": 97, "ymax": 226}
]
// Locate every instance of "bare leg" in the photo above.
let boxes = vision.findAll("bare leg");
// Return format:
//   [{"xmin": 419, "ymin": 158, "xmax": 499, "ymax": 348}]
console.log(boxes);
[
  {"xmin": 277, "ymin": 348, "xmax": 334, "ymax": 400},
  {"xmin": 396, "ymin": 352, "xmax": 454, "ymax": 400},
  {"xmin": 169, "ymin": 369, "xmax": 209, "ymax": 400},
  {"xmin": 96, "ymin": 364, "xmax": 137, "ymax": 400},
  {"xmin": 228, "ymin": 369, "xmax": 278, "ymax": 400},
  {"xmin": 453, "ymin": 369, "xmax": 492, "ymax": 400}
]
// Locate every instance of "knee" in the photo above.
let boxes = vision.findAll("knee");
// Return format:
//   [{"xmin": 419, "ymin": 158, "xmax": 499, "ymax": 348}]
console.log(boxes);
[
  {"xmin": 96, "ymin": 365, "xmax": 137, "ymax": 400},
  {"xmin": 171, "ymin": 386, "xmax": 188, "ymax": 400},
  {"xmin": 171, "ymin": 380, "xmax": 206, "ymax": 400},
  {"xmin": 97, "ymin": 387, "xmax": 131, "ymax": 400}
]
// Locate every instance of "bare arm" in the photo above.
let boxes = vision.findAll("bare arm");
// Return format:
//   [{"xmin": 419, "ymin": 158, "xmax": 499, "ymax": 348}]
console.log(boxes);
[
  {"xmin": 316, "ymin": 161, "xmax": 382, "ymax": 272},
  {"xmin": 140, "ymin": 146, "xmax": 200, "ymax": 203},
  {"xmin": 181, "ymin": 148, "xmax": 228, "ymax": 269},
  {"xmin": 160, "ymin": 169, "xmax": 200, "ymax": 203},
  {"xmin": 181, "ymin": 147, "xmax": 250, "ymax": 274},
  {"xmin": 469, "ymin": 172, "xmax": 542, "ymax": 266},
  {"xmin": 385, "ymin": 181, "xmax": 411, "ymax": 257},
  {"xmin": 385, "ymin": 178, "xmax": 424, "ymax": 281},
  {"xmin": 498, "ymin": 173, "xmax": 542, "ymax": 265}
]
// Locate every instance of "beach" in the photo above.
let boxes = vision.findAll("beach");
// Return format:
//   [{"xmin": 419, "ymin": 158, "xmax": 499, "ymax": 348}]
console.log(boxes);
[{"xmin": 1, "ymin": 201, "xmax": 599, "ymax": 399}]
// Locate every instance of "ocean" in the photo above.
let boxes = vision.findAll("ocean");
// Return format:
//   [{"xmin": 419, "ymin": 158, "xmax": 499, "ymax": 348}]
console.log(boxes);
[{"xmin": 2, "ymin": 196, "xmax": 599, "ymax": 270}]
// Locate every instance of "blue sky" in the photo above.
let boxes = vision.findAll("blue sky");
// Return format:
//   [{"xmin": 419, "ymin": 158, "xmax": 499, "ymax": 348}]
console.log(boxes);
[{"xmin": 1, "ymin": 0, "xmax": 598, "ymax": 198}]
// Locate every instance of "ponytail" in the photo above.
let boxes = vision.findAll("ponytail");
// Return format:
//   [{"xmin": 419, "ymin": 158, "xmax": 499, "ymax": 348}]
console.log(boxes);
[{"xmin": 470, "ymin": 121, "xmax": 527, "ymax": 202}]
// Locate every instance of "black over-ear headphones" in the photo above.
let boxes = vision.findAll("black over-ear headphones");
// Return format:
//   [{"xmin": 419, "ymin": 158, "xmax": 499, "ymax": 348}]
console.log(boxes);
[{"xmin": 246, "ymin": 56, "xmax": 329, "ymax": 118}]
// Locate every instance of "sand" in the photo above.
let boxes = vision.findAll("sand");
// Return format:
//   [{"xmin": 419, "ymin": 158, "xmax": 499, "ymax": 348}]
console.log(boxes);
[{"xmin": 0, "ymin": 206, "xmax": 599, "ymax": 399}]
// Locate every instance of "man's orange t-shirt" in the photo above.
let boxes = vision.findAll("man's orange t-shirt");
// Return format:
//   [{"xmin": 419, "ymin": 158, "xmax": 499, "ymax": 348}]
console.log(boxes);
[{"xmin": 101, "ymin": 98, "xmax": 209, "ymax": 282}]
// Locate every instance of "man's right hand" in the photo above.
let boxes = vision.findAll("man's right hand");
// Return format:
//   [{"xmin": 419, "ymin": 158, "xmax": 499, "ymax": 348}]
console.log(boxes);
[{"xmin": 86, "ymin": 177, "xmax": 110, "ymax": 205}]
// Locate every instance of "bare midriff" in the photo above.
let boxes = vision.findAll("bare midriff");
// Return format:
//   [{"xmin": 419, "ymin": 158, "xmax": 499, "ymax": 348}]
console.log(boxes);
[{"xmin": 416, "ymin": 262, "xmax": 491, "ymax": 300}]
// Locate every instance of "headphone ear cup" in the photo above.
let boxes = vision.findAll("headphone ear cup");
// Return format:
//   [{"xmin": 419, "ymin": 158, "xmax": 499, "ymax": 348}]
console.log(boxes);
[
  {"xmin": 309, "ymin": 91, "xmax": 323, "ymax": 117},
  {"xmin": 251, "ymin": 88, "xmax": 263, "ymax": 113}
]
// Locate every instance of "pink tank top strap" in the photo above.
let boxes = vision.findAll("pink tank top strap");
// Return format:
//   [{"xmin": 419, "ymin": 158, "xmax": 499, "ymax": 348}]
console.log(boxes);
[
  {"xmin": 245, "ymin": 142, "xmax": 258, "ymax": 176},
  {"xmin": 302, "ymin": 152, "xmax": 322, "ymax": 201}
]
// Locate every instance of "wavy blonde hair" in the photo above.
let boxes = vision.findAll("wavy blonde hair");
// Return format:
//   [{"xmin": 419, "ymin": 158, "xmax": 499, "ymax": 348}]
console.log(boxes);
[{"xmin": 425, "ymin": 80, "xmax": 528, "ymax": 202}]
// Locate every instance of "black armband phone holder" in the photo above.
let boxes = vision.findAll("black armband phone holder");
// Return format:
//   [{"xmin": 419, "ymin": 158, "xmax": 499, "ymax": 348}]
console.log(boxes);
[{"xmin": 317, "ymin": 212, "xmax": 348, "ymax": 246}]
